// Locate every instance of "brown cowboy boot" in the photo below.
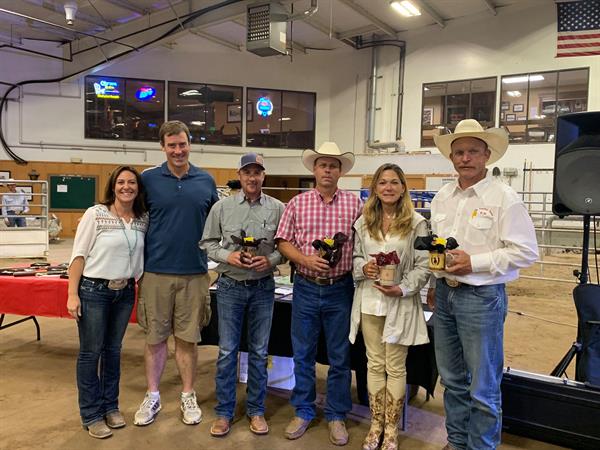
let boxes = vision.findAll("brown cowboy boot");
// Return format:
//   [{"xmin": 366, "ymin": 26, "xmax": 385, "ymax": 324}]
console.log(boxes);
[
  {"xmin": 362, "ymin": 387, "xmax": 386, "ymax": 450},
  {"xmin": 381, "ymin": 390, "xmax": 404, "ymax": 450}
]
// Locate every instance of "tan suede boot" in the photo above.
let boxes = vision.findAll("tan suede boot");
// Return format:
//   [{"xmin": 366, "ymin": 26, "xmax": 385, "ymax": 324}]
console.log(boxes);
[
  {"xmin": 362, "ymin": 387, "xmax": 386, "ymax": 450},
  {"xmin": 381, "ymin": 390, "xmax": 404, "ymax": 450}
]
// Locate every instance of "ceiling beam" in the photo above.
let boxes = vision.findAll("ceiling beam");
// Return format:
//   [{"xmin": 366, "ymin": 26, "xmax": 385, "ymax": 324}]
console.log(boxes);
[
  {"xmin": 303, "ymin": 16, "xmax": 357, "ymax": 47},
  {"xmin": 337, "ymin": 0, "xmax": 396, "ymax": 36},
  {"xmin": 337, "ymin": 24, "xmax": 378, "ymax": 40},
  {"xmin": 188, "ymin": 29, "xmax": 242, "ymax": 51},
  {"xmin": 19, "ymin": 0, "xmax": 112, "ymax": 30},
  {"xmin": 480, "ymin": 0, "xmax": 497, "ymax": 16},
  {"xmin": 412, "ymin": 0, "xmax": 445, "ymax": 28},
  {"xmin": 103, "ymin": 0, "xmax": 150, "ymax": 16}
]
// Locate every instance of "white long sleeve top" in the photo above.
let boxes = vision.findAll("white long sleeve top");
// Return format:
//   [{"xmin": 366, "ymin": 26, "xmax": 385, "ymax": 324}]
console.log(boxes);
[
  {"xmin": 70, "ymin": 204, "xmax": 148, "ymax": 281},
  {"xmin": 430, "ymin": 172, "xmax": 539, "ymax": 286}
]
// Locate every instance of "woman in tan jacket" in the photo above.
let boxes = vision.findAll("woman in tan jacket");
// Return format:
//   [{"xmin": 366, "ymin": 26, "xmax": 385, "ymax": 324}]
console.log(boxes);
[{"xmin": 350, "ymin": 163, "xmax": 430, "ymax": 450}]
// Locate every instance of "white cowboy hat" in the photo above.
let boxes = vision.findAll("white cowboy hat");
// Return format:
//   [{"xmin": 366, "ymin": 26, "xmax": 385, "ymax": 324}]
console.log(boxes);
[
  {"xmin": 434, "ymin": 119, "xmax": 509, "ymax": 165},
  {"xmin": 302, "ymin": 142, "xmax": 355, "ymax": 175}
]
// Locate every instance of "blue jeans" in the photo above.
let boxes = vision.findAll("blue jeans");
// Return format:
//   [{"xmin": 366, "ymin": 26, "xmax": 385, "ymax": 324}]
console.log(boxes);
[
  {"xmin": 6, "ymin": 210, "xmax": 26, "ymax": 227},
  {"xmin": 434, "ymin": 279, "xmax": 508, "ymax": 450},
  {"xmin": 76, "ymin": 278, "xmax": 134, "ymax": 427},
  {"xmin": 215, "ymin": 275, "xmax": 275, "ymax": 419},
  {"xmin": 291, "ymin": 274, "xmax": 354, "ymax": 422}
]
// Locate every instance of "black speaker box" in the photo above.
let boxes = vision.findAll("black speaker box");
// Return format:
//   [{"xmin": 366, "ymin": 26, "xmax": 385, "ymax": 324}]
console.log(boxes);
[
  {"xmin": 502, "ymin": 368, "xmax": 600, "ymax": 449},
  {"xmin": 552, "ymin": 111, "xmax": 600, "ymax": 217}
]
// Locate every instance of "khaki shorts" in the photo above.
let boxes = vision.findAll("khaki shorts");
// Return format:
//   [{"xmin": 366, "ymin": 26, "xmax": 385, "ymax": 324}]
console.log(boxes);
[{"xmin": 137, "ymin": 272, "xmax": 210, "ymax": 344}]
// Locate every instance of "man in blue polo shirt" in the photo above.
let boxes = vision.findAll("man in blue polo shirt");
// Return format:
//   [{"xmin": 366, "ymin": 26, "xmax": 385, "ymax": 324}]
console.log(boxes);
[{"xmin": 134, "ymin": 120, "xmax": 218, "ymax": 427}]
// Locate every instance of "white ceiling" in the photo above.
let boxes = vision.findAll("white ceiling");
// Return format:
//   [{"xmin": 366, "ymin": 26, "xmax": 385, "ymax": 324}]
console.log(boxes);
[{"xmin": 0, "ymin": 0, "xmax": 535, "ymax": 62}]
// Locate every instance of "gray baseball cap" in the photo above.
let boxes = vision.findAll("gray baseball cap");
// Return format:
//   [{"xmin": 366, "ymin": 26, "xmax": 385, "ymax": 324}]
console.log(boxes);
[{"xmin": 239, "ymin": 152, "xmax": 265, "ymax": 170}]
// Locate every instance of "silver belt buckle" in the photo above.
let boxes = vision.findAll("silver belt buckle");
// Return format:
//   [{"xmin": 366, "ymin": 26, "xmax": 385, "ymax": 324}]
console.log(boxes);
[
  {"xmin": 107, "ymin": 279, "xmax": 128, "ymax": 290},
  {"xmin": 315, "ymin": 277, "xmax": 329, "ymax": 285},
  {"xmin": 445, "ymin": 278, "xmax": 460, "ymax": 288}
]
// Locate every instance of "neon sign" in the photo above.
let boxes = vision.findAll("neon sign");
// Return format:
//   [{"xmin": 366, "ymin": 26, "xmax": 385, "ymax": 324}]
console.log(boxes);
[
  {"xmin": 93, "ymin": 79, "xmax": 120, "ymax": 99},
  {"xmin": 256, "ymin": 97, "xmax": 273, "ymax": 117},
  {"xmin": 136, "ymin": 86, "xmax": 156, "ymax": 101}
]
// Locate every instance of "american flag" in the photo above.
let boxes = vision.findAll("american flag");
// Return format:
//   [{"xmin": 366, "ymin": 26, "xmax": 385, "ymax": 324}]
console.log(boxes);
[{"xmin": 557, "ymin": 0, "xmax": 600, "ymax": 57}]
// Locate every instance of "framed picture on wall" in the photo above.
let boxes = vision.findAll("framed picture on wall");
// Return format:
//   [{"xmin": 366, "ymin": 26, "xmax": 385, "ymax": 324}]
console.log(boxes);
[
  {"xmin": 513, "ymin": 103, "xmax": 524, "ymax": 112},
  {"xmin": 501, "ymin": 101, "xmax": 510, "ymax": 111},
  {"xmin": 422, "ymin": 107, "xmax": 433, "ymax": 126},
  {"xmin": 20, "ymin": 185, "xmax": 33, "ymax": 201},
  {"xmin": 506, "ymin": 114, "xmax": 516, "ymax": 121},
  {"xmin": 226, "ymin": 104, "xmax": 242, "ymax": 123},
  {"xmin": 0, "ymin": 170, "xmax": 11, "ymax": 181}
]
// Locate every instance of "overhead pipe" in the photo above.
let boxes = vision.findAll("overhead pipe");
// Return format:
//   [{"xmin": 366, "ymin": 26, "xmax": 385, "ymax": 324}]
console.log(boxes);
[
  {"xmin": 365, "ymin": 41, "xmax": 406, "ymax": 154},
  {"xmin": 287, "ymin": 0, "xmax": 318, "ymax": 21}
]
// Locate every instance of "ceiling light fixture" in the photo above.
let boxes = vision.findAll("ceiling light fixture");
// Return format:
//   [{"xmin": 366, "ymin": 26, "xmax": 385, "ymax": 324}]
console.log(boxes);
[
  {"xmin": 507, "ymin": 90, "xmax": 522, "ymax": 97},
  {"xmin": 64, "ymin": 1, "xmax": 78, "ymax": 26},
  {"xmin": 391, "ymin": 1, "xmax": 421, "ymax": 17},
  {"xmin": 502, "ymin": 75, "xmax": 544, "ymax": 84}
]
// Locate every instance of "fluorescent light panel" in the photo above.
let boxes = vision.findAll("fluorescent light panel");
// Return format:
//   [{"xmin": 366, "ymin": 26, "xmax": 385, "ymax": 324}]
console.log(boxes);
[
  {"xmin": 502, "ymin": 75, "xmax": 544, "ymax": 84},
  {"xmin": 391, "ymin": 1, "xmax": 421, "ymax": 17}
]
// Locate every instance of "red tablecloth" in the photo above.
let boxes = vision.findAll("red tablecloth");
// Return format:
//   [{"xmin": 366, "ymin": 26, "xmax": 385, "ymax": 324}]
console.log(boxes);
[{"xmin": 0, "ymin": 276, "xmax": 137, "ymax": 322}]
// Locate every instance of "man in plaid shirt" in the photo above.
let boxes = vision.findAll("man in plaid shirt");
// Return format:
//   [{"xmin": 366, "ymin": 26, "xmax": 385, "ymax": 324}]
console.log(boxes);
[{"xmin": 276, "ymin": 142, "xmax": 362, "ymax": 446}]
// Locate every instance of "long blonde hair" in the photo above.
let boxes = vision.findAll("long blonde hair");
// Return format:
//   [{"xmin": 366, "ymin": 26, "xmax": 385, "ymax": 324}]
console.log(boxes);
[{"xmin": 362, "ymin": 163, "xmax": 414, "ymax": 241}]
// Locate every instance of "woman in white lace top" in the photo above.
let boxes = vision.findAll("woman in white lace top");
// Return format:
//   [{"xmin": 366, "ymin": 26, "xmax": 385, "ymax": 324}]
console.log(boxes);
[{"xmin": 67, "ymin": 166, "xmax": 148, "ymax": 439}]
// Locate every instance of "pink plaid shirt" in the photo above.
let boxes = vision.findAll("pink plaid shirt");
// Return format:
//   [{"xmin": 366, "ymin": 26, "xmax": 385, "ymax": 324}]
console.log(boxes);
[{"xmin": 275, "ymin": 188, "xmax": 362, "ymax": 278}]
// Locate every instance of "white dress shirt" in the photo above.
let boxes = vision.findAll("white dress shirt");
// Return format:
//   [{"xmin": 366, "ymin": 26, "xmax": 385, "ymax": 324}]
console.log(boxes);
[{"xmin": 430, "ymin": 172, "xmax": 538, "ymax": 286}]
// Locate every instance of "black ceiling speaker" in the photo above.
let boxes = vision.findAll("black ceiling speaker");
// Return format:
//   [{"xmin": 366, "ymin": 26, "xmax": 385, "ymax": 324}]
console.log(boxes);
[{"xmin": 552, "ymin": 111, "xmax": 600, "ymax": 217}]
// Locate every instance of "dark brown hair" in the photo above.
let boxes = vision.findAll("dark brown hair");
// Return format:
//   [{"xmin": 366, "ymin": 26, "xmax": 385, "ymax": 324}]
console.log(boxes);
[
  {"xmin": 159, "ymin": 120, "xmax": 190, "ymax": 145},
  {"xmin": 101, "ymin": 166, "xmax": 146, "ymax": 218}
]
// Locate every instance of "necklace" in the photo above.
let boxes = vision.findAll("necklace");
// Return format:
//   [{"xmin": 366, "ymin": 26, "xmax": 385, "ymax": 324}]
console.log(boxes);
[
  {"xmin": 384, "ymin": 213, "xmax": 396, "ymax": 220},
  {"xmin": 113, "ymin": 207, "xmax": 138, "ymax": 257}
]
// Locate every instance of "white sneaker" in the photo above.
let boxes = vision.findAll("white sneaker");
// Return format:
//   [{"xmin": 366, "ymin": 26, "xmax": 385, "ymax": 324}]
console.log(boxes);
[
  {"xmin": 134, "ymin": 393, "xmax": 161, "ymax": 426},
  {"xmin": 180, "ymin": 391, "xmax": 202, "ymax": 425}
]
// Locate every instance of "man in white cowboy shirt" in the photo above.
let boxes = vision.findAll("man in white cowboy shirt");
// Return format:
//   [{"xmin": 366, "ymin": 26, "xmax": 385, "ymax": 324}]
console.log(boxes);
[
  {"xmin": 275, "ymin": 142, "xmax": 362, "ymax": 446},
  {"xmin": 427, "ymin": 119, "xmax": 538, "ymax": 450}
]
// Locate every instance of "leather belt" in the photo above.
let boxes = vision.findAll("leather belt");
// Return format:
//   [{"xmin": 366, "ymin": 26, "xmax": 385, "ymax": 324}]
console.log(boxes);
[
  {"xmin": 443, "ymin": 278, "xmax": 472, "ymax": 288},
  {"xmin": 82, "ymin": 276, "xmax": 134, "ymax": 290},
  {"xmin": 222, "ymin": 274, "xmax": 272, "ymax": 287},
  {"xmin": 297, "ymin": 272, "xmax": 349, "ymax": 286}
]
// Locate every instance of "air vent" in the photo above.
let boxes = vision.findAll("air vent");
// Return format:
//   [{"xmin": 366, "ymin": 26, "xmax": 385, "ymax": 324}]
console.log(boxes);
[{"xmin": 246, "ymin": 3, "xmax": 287, "ymax": 57}]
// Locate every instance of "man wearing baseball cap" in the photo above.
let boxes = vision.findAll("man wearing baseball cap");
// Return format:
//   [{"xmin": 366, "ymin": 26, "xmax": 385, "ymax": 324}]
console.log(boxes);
[
  {"xmin": 2, "ymin": 179, "xmax": 29, "ymax": 227},
  {"xmin": 428, "ymin": 119, "xmax": 538, "ymax": 449},
  {"xmin": 200, "ymin": 152, "xmax": 285, "ymax": 437}
]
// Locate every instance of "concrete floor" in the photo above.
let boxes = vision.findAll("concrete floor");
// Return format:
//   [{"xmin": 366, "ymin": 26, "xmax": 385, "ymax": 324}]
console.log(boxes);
[{"xmin": 0, "ymin": 239, "xmax": 568, "ymax": 450}]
